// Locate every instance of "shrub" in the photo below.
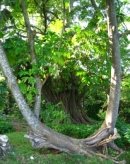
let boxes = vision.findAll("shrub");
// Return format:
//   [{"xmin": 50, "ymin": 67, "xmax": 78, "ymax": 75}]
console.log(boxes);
[
  {"xmin": 53, "ymin": 123, "xmax": 101, "ymax": 138},
  {"xmin": 40, "ymin": 102, "xmax": 71, "ymax": 126},
  {"xmin": 40, "ymin": 102, "xmax": 101, "ymax": 138},
  {"xmin": 124, "ymin": 129, "xmax": 130, "ymax": 144},
  {"xmin": 116, "ymin": 118, "xmax": 130, "ymax": 147},
  {"xmin": 0, "ymin": 114, "xmax": 14, "ymax": 134}
]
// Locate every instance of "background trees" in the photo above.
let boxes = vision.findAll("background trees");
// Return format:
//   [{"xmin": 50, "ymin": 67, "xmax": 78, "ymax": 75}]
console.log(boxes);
[{"xmin": 0, "ymin": 0, "xmax": 130, "ymax": 161}]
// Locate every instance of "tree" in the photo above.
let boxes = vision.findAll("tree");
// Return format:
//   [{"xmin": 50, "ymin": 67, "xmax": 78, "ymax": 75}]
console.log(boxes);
[
  {"xmin": 0, "ymin": 0, "xmax": 110, "ymax": 124},
  {"xmin": 104, "ymin": 0, "xmax": 121, "ymax": 130},
  {"xmin": 0, "ymin": 0, "xmax": 124, "ymax": 160}
]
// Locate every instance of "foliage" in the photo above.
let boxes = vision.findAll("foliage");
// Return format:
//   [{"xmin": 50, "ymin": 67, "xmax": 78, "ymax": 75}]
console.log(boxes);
[
  {"xmin": 3, "ymin": 38, "xmax": 36, "ymax": 104},
  {"xmin": 40, "ymin": 102, "xmax": 101, "ymax": 138},
  {"xmin": 3, "ymin": 37, "xmax": 28, "ymax": 67},
  {"xmin": 125, "ymin": 129, "xmax": 130, "ymax": 144},
  {"xmin": 119, "ymin": 75, "xmax": 130, "ymax": 122},
  {"xmin": 116, "ymin": 119, "xmax": 130, "ymax": 147},
  {"xmin": 121, "ymin": 75, "xmax": 130, "ymax": 102},
  {"xmin": 18, "ymin": 70, "xmax": 36, "ymax": 103},
  {"xmin": 118, "ymin": 151, "xmax": 130, "ymax": 163},
  {"xmin": 40, "ymin": 102, "xmax": 71, "ymax": 125},
  {"xmin": 53, "ymin": 123, "xmax": 101, "ymax": 139},
  {"xmin": 0, "ymin": 114, "xmax": 14, "ymax": 134},
  {"xmin": 0, "ymin": 79, "xmax": 7, "ymax": 111},
  {"xmin": 0, "ymin": 0, "xmax": 130, "ymax": 159}
]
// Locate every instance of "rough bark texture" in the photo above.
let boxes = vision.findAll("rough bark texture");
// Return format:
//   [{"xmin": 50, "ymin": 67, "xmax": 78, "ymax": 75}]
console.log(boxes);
[
  {"xmin": 42, "ymin": 77, "xmax": 93, "ymax": 124},
  {"xmin": 0, "ymin": 135, "xmax": 10, "ymax": 157},
  {"xmin": 0, "ymin": 0, "xmax": 122, "ymax": 161},
  {"xmin": 0, "ymin": 41, "xmax": 119, "ymax": 158},
  {"xmin": 34, "ymin": 77, "xmax": 42, "ymax": 118},
  {"xmin": 20, "ymin": 0, "xmax": 42, "ymax": 118},
  {"xmin": 105, "ymin": 0, "xmax": 121, "ymax": 130}
]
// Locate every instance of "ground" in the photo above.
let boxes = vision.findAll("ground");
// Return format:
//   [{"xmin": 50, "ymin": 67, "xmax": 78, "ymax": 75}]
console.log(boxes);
[
  {"xmin": 0, "ymin": 120, "xmax": 130, "ymax": 163},
  {"xmin": 0, "ymin": 132, "xmax": 114, "ymax": 164}
]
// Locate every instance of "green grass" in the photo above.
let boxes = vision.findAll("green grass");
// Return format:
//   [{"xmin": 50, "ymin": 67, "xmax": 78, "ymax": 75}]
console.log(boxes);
[{"xmin": 0, "ymin": 132, "xmax": 115, "ymax": 164}]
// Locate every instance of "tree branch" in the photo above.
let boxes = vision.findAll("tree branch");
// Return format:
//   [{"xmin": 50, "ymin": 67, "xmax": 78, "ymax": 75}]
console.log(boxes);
[
  {"xmin": 0, "ymin": 41, "xmax": 124, "ymax": 163},
  {"xmin": 90, "ymin": 0, "xmax": 98, "ymax": 10},
  {"xmin": 31, "ymin": 25, "xmax": 45, "ymax": 35},
  {"xmin": 119, "ymin": 30, "xmax": 130, "ymax": 37},
  {"xmin": 105, "ymin": 0, "xmax": 121, "ymax": 129},
  {"xmin": 2, "ymin": 26, "xmax": 27, "ymax": 38},
  {"xmin": 20, "ymin": 0, "xmax": 42, "ymax": 118},
  {"xmin": 20, "ymin": 0, "xmax": 36, "ymax": 62}
]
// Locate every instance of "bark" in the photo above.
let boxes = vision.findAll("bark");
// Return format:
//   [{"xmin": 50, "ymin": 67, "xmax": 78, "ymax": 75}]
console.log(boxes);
[
  {"xmin": 42, "ymin": 78, "xmax": 93, "ymax": 124},
  {"xmin": 0, "ymin": 0, "xmax": 122, "ymax": 161},
  {"xmin": 0, "ymin": 135, "xmax": 10, "ymax": 157},
  {"xmin": 90, "ymin": 0, "xmax": 98, "ymax": 10},
  {"xmin": 62, "ymin": 0, "xmax": 74, "ymax": 32},
  {"xmin": 87, "ymin": 0, "xmax": 102, "ymax": 28},
  {"xmin": 34, "ymin": 77, "xmax": 42, "ymax": 118},
  {"xmin": 62, "ymin": 87, "xmax": 93, "ymax": 123},
  {"xmin": 0, "ymin": 42, "xmax": 120, "ymax": 160},
  {"xmin": 20, "ymin": 0, "xmax": 42, "ymax": 118},
  {"xmin": 62, "ymin": 0, "xmax": 66, "ymax": 32},
  {"xmin": 34, "ymin": 76, "xmax": 49, "ymax": 118},
  {"xmin": 104, "ymin": 0, "xmax": 121, "ymax": 130},
  {"xmin": 69, "ymin": 0, "xmax": 75, "ymax": 12}
]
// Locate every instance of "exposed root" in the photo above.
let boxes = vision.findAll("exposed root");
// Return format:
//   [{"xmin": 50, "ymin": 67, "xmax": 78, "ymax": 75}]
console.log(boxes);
[
  {"xmin": 24, "ymin": 132, "xmax": 125, "ymax": 164},
  {"xmin": 108, "ymin": 141, "xmax": 123, "ymax": 153},
  {"xmin": 82, "ymin": 127, "xmax": 120, "ymax": 148},
  {"xmin": 24, "ymin": 126, "xmax": 124, "ymax": 164},
  {"xmin": 94, "ymin": 153, "xmax": 126, "ymax": 164}
]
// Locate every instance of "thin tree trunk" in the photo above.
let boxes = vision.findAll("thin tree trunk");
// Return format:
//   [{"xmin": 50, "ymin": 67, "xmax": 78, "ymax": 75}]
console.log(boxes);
[
  {"xmin": 104, "ymin": 0, "xmax": 121, "ymax": 130},
  {"xmin": 20, "ymin": 0, "xmax": 42, "ymax": 118},
  {"xmin": 34, "ymin": 77, "xmax": 42, "ymax": 118},
  {"xmin": 0, "ymin": 41, "xmax": 119, "ymax": 160},
  {"xmin": 0, "ymin": 42, "xmax": 94, "ymax": 156},
  {"xmin": 0, "ymin": 0, "xmax": 122, "ymax": 161},
  {"xmin": 69, "ymin": 0, "xmax": 75, "ymax": 12}
]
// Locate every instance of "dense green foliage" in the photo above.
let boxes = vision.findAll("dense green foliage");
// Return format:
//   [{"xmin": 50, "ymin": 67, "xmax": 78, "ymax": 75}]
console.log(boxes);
[
  {"xmin": 0, "ymin": 0, "xmax": 130, "ymax": 162},
  {"xmin": 40, "ymin": 103, "xmax": 100, "ymax": 138},
  {"xmin": 0, "ymin": 114, "xmax": 14, "ymax": 134}
]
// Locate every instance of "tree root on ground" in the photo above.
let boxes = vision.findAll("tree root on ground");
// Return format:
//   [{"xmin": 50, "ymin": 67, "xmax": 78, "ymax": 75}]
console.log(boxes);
[{"xmin": 24, "ymin": 127, "xmax": 125, "ymax": 164}]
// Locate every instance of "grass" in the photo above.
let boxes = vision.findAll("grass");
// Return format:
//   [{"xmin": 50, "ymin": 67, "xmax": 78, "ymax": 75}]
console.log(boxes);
[{"xmin": 0, "ymin": 132, "xmax": 114, "ymax": 164}]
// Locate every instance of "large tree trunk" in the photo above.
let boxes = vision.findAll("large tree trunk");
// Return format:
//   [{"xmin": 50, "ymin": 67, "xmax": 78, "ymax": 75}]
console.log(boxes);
[
  {"xmin": 42, "ymin": 77, "xmax": 93, "ymax": 124},
  {"xmin": 0, "ymin": 38, "xmax": 119, "ymax": 157},
  {"xmin": 0, "ymin": 43, "xmax": 103, "ymax": 156},
  {"xmin": 0, "ymin": 0, "xmax": 121, "ymax": 160}
]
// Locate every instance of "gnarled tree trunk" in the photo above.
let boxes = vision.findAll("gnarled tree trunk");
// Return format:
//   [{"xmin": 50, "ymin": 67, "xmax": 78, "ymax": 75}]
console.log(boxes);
[
  {"xmin": 42, "ymin": 77, "xmax": 93, "ymax": 124},
  {"xmin": 0, "ymin": 0, "xmax": 121, "ymax": 160}
]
